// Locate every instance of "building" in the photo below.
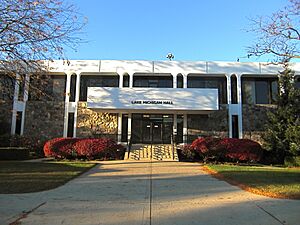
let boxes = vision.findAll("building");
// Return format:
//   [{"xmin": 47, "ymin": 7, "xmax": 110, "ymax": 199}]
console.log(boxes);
[{"xmin": 1, "ymin": 60, "xmax": 300, "ymax": 145}]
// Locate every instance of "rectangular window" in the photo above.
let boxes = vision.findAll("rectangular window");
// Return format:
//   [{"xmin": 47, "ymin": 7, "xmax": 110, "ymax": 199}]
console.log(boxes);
[
  {"xmin": 232, "ymin": 115, "xmax": 239, "ymax": 138},
  {"xmin": 133, "ymin": 75, "xmax": 173, "ymax": 88},
  {"xmin": 80, "ymin": 75, "xmax": 119, "ymax": 101},
  {"xmin": 67, "ymin": 113, "xmax": 74, "ymax": 137},
  {"xmin": 15, "ymin": 111, "xmax": 22, "ymax": 135},
  {"xmin": 29, "ymin": 74, "xmax": 66, "ymax": 101},
  {"xmin": 0, "ymin": 74, "xmax": 15, "ymax": 100},
  {"xmin": 242, "ymin": 77, "xmax": 278, "ymax": 104},
  {"xmin": 187, "ymin": 76, "xmax": 227, "ymax": 104},
  {"xmin": 18, "ymin": 74, "xmax": 26, "ymax": 101},
  {"xmin": 121, "ymin": 114, "xmax": 128, "ymax": 142}
]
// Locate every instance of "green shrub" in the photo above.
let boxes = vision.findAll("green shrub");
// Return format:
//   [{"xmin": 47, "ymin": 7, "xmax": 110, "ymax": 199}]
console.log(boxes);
[{"xmin": 284, "ymin": 156, "xmax": 300, "ymax": 167}]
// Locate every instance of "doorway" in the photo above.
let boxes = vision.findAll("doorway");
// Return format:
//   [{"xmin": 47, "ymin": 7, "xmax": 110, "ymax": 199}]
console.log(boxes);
[{"xmin": 132, "ymin": 114, "xmax": 173, "ymax": 144}]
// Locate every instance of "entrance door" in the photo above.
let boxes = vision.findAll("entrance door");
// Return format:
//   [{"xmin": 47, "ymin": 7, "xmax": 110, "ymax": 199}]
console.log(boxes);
[
  {"xmin": 142, "ymin": 121, "xmax": 162, "ymax": 143},
  {"xmin": 132, "ymin": 114, "xmax": 173, "ymax": 144}
]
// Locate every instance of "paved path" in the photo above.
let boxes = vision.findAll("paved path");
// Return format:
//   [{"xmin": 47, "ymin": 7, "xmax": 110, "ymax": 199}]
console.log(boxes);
[{"xmin": 0, "ymin": 161, "xmax": 299, "ymax": 225}]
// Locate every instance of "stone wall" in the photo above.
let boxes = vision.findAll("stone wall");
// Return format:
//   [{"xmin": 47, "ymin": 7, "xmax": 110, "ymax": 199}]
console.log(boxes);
[
  {"xmin": 24, "ymin": 101, "xmax": 65, "ymax": 140},
  {"xmin": 0, "ymin": 100, "xmax": 13, "ymax": 135},
  {"xmin": 77, "ymin": 102, "xmax": 118, "ymax": 138},
  {"xmin": 242, "ymin": 104, "xmax": 276, "ymax": 143},
  {"xmin": 187, "ymin": 104, "xmax": 228, "ymax": 139}
]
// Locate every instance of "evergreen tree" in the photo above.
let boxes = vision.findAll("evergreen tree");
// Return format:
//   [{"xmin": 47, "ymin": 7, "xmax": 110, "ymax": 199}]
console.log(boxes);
[{"xmin": 263, "ymin": 69, "xmax": 300, "ymax": 163}]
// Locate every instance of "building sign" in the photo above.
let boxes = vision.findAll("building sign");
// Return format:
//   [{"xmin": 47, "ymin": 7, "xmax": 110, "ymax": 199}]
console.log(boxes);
[
  {"xmin": 131, "ymin": 100, "xmax": 173, "ymax": 105},
  {"xmin": 87, "ymin": 87, "xmax": 219, "ymax": 111}
]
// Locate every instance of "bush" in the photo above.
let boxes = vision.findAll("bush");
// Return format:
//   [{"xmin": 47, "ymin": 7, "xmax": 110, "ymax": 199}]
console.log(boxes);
[
  {"xmin": 44, "ymin": 138, "xmax": 78, "ymax": 159},
  {"xmin": 0, "ymin": 134, "xmax": 45, "ymax": 158},
  {"xmin": 220, "ymin": 138, "xmax": 263, "ymax": 163},
  {"xmin": 188, "ymin": 137, "xmax": 263, "ymax": 163},
  {"xmin": 284, "ymin": 156, "xmax": 300, "ymax": 167},
  {"xmin": 190, "ymin": 137, "xmax": 225, "ymax": 162},
  {"xmin": 43, "ymin": 137, "xmax": 125, "ymax": 160}
]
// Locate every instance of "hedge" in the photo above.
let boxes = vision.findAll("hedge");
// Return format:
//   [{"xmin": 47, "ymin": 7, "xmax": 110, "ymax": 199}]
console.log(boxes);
[
  {"xmin": 44, "ymin": 137, "xmax": 125, "ymax": 160},
  {"xmin": 186, "ymin": 137, "xmax": 264, "ymax": 163}
]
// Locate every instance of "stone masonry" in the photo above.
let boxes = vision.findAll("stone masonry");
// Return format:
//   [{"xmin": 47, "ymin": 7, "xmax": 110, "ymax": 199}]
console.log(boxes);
[
  {"xmin": 242, "ymin": 104, "xmax": 276, "ymax": 144},
  {"xmin": 0, "ymin": 100, "xmax": 13, "ymax": 135},
  {"xmin": 187, "ymin": 104, "xmax": 228, "ymax": 138},
  {"xmin": 76, "ymin": 102, "xmax": 118, "ymax": 138},
  {"xmin": 24, "ymin": 101, "xmax": 65, "ymax": 140}
]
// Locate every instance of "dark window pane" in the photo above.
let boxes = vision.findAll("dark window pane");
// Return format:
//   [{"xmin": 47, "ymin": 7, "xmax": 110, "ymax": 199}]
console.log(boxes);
[
  {"xmin": 123, "ymin": 75, "xmax": 129, "ymax": 87},
  {"xmin": 133, "ymin": 76, "xmax": 172, "ymax": 88},
  {"xmin": 15, "ymin": 111, "xmax": 22, "ymax": 135},
  {"xmin": 177, "ymin": 75, "xmax": 183, "ymax": 88},
  {"xmin": 67, "ymin": 113, "xmax": 74, "ymax": 137},
  {"xmin": 29, "ymin": 75, "xmax": 66, "ymax": 101},
  {"xmin": 80, "ymin": 75, "xmax": 119, "ymax": 101},
  {"xmin": 255, "ymin": 81, "xmax": 269, "ymax": 104},
  {"xmin": 69, "ymin": 75, "xmax": 76, "ymax": 102},
  {"xmin": 187, "ymin": 76, "xmax": 227, "ymax": 104},
  {"xmin": 271, "ymin": 80, "xmax": 278, "ymax": 103},
  {"xmin": 231, "ymin": 76, "xmax": 238, "ymax": 104},
  {"xmin": 242, "ymin": 80, "xmax": 255, "ymax": 104}
]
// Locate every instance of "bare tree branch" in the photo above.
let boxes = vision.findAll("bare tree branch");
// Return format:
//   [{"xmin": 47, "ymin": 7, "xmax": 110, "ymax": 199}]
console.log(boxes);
[
  {"xmin": 0, "ymin": 0, "xmax": 86, "ymax": 98},
  {"xmin": 247, "ymin": 0, "xmax": 300, "ymax": 64}
]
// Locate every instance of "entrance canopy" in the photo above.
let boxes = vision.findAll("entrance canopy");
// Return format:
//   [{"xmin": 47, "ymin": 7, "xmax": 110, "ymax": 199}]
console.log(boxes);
[{"xmin": 87, "ymin": 87, "xmax": 219, "ymax": 111}]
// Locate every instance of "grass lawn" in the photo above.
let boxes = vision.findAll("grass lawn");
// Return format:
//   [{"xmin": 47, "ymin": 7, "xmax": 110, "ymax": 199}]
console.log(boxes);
[
  {"xmin": 204, "ymin": 164, "xmax": 300, "ymax": 199},
  {"xmin": 0, "ymin": 161, "xmax": 95, "ymax": 194}
]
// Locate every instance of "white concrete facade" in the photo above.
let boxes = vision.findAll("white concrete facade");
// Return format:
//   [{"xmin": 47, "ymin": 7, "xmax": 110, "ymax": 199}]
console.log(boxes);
[{"xmin": 8, "ymin": 60, "xmax": 300, "ymax": 143}]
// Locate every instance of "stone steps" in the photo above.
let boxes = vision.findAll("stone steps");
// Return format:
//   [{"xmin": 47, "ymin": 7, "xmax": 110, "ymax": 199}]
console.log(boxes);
[{"xmin": 125, "ymin": 144, "xmax": 178, "ymax": 161}]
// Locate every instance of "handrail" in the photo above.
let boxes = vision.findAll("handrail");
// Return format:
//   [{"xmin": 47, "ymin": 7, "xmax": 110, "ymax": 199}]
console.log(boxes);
[
  {"xmin": 127, "ymin": 136, "xmax": 132, "ymax": 159},
  {"xmin": 171, "ymin": 134, "xmax": 176, "ymax": 160}
]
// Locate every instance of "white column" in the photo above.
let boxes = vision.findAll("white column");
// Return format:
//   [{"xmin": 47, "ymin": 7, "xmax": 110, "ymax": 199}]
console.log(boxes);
[
  {"xmin": 118, "ymin": 113, "xmax": 122, "ymax": 143},
  {"xmin": 173, "ymin": 114, "xmax": 177, "ymax": 135},
  {"xmin": 127, "ymin": 113, "xmax": 132, "ymax": 142},
  {"xmin": 11, "ymin": 73, "xmax": 20, "ymax": 135},
  {"xmin": 183, "ymin": 114, "xmax": 188, "ymax": 143},
  {"xmin": 119, "ymin": 73, "xmax": 123, "ymax": 88},
  {"xmin": 63, "ymin": 73, "xmax": 72, "ymax": 137},
  {"xmin": 227, "ymin": 74, "xmax": 232, "ymax": 138},
  {"xmin": 183, "ymin": 74, "xmax": 187, "ymax": 88},
  {"xmin": 172, "ymin": 73, "xmax": 177, "ymax": 88},
  {"xmin": 20, "ymin": 74, "xmax": 30, "ymax": 135},
  {"xmin": 129, "ymin": 73, "xmax": 133, "ymax": 88},
  {"xmin": 237, "ymin": 74, "xmax": 243, "ymax": 138},
  {"xmin": 73, "ymin": 73, "xmax": 80, "ymax": 137},
  {"xmin": 226, "ymin": 74, "xmax": 231, "ymax": 105}
]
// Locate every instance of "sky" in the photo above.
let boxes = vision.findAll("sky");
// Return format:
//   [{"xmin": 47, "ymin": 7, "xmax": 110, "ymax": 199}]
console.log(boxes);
[{"xmin": 68, "ymin": 0, "xmax": 288, "ymax": 62}]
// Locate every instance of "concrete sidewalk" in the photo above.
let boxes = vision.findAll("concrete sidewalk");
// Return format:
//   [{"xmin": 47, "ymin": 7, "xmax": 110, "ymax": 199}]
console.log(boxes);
[{"xmin": 0, "ymin": 161, "xmax": 299, "ymax": 225}]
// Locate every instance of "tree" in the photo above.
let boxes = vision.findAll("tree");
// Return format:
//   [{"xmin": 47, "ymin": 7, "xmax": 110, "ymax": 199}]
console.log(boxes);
[
  {"xmin": 263, "ymin": 69, "xmax": 300, "ymax": 163},
  {"xmin": 0, "ymin": 0, "xmax": 86, "ymax": 98},
  {"xmin": 247, "ymin": 0, "xmax": 300, "ymax": 63}
]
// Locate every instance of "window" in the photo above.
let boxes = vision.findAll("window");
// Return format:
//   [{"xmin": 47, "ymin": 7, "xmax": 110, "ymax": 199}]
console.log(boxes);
[
  {"xmin": 242, "ymin": 77, "xmax": 278, "ymax": 104},
  {"xmin": 29, "ymin": 75, "xmax": 66, "ymax": 101},
  {"xmin": 187, "ymin": 76, "xmax": 227, "ymax": 104},
  {"xmin": 69, "ymin": 75, "xmax": 76, "ymax": 102},
  {"xmin": 67, "ymin": 113, "xmax": 74, "ymax": 137},
  {"xmin": 232, "ymin": 115, "xmax": 239, "ymax": 138},
  {"xmin": 177, "ymin": 74, "xmax": 183, "ymax": 88},
  {"xmin": 123, "ymin": 74, "xmax": 129, "ymax": 87},
  {"xmin": 231, "ymin": 75, "xmax": 238, "ymax": 104},
  {"xmin": 0, "ymin": 74, "xmax": 15, "ymax": 100},
  {"xmin": 15, "ymin": 111, "xmax": 22, "ymax": 135},
  {"xmin": 133, "ymin": 75, "xmax": 173, "ymax": 88},
  {"xmin": 79, "ymin": 75, "xmax": 119, "ymax": 101}
]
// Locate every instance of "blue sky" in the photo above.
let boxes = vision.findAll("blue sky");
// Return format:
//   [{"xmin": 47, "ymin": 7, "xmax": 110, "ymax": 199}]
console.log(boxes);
[{"xmin": 69, "ymin": 0, "xmax": 287, "ymax": 62}]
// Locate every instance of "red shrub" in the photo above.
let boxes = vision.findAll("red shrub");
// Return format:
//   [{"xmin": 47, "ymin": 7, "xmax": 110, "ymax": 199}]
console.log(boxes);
[
  {"xmin": 190, "ymin": 137, "xmax": 224, "ymax": 161},
  {"xmin": 220, "ymin": 138, "xmax": 263, "ymax": 162},
  {"xmin": 44, "ymin": 137, "xmax": 124, "ymax": 160},
  {"xmin": 43, "ymin": 138, "xmax": 78, "ymax": 159},
  {"xmin": 189, "ymin": 137, "xmax": 263, "ymax": 162}
]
